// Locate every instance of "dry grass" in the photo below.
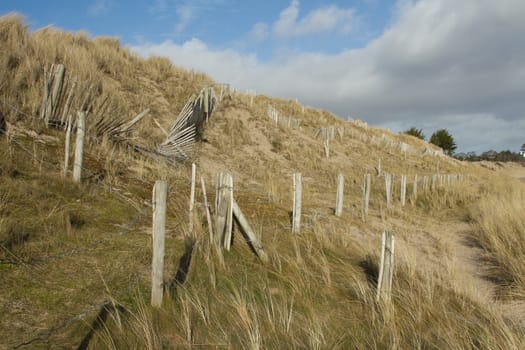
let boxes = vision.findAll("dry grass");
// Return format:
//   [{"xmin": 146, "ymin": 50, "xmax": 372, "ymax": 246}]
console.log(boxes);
[
  {"xmin": 469, "ymin": 177, "xmax": 525, "ymax": 299},
  {"xmin": 2, "ymin": 14, "xmax": 525, "ymax": 350},
  {"xmin": 85, "ymin": 222, "xmax": 524, "ymax": 349}
]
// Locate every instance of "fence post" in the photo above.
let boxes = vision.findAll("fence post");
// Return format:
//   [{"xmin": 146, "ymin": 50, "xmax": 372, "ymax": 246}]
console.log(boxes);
[
  {"xmin": 50, "ymin": 64, "xmax": 65, "ymax": 122},
  {"xmin": 200, "ymin": 177, "xmax": 214, "ymax": 242},
  {"xmin": 292, "ymin": 173, "xmax": 302, "ymax": 234},
  {"xmin": 72, "ymin": 111, "xmax": 86, "ymax": 183},
  {"xmin": 324, "ymin": 138, "xmax": 330, "ymax": 158},
  {"xmin": 216, "ymin": 173, "xmax": 233, "ymax": 250},
  {"xmin": 400, "ymin": 175, "xmax": 407, "ymax": 207},
  {"xmin": 363, "ymin": 174, "xmax": 371, "ymax": 220},
  {"xmin": 60, "ymin": 77, "xmax": 77, "ymax": 126},
  {"xmin": 377, "ymin": 231, "xmax": 395, "ymax": 302},
  {"xmin": 385, "ymin": 173, "xmax": 392, "ymax": 209},
  {"xmin": 64, "ymin": 114, "xmax": 72, "ymax": 177},
  {"xmin": 151, "ymin": 180, "xmax": 168, "ymax": 307},
  {"xmin": 40, "ymin": 65, "xmax": 51, "ymax": 120},
  {"xmin": 189, "ymin": 163, "xmax": 196, "ymax": 235},
  {"xmin": 232, "ymin": 198, "xmax": 269, "ymax": 263},
  {"xmin": 423, "ymin": 176, "xmax": 429, "ymax": 193},
  {"xmin": 335, "ymin": 174, "xmax": 344, "ymax": 217},
  {"xmin": 203, "ymin": 88, "xmax": 209, "ymax": 122}
]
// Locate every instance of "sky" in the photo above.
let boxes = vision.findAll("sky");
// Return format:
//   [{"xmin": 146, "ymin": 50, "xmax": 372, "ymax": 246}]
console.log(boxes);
[{"xmin": 1, "ymin": 0, "xmax": 525, "ymax": 153}]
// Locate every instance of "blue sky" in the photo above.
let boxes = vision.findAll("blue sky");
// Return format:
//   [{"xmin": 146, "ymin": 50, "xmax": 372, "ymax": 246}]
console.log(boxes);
[
  {"xmin": 2, "ymin": 1, "xmax": 391, "ymax": 59},
  {"xmin": 2, "ymin": 0, "xmax": 525, "ymax": 153}
]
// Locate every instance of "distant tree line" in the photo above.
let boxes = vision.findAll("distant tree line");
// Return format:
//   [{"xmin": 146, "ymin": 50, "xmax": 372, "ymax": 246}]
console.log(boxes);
[
  {"xmin": 454, "ymin": 150, "xmax": 524, "ymax": 162},
  {"xmin": 403, "ymin": 127, "xmax": 524, "ymax": 163}
]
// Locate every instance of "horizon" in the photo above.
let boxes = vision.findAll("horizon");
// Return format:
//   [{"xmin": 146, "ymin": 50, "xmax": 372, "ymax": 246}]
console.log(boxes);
[{"xmin": 1, "ymin": 0, "xmax": 524, "ymax": 153}]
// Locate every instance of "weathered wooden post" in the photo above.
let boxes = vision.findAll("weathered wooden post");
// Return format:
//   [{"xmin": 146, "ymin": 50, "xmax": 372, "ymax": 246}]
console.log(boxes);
[
  {"xmin": 64, "ymin": 114, "xmax": 72, "ymax": 177},
  {"xmin": 385, "ymin": 173, "xmax": 392, "ymax": 209},
  {"xmin": 292, "ymin": 173, "xmax": 302, "ymax": 234},
  {"xmin": 377, "ymin": 231, "xmax": 395, "ymax": 302},
  {"xmin": 232, "ymin": 199, "xmax": 269, "ymax": 263},
  {"xmin": 188, "ymin": 163, "xmax": 196, "ymax": 235},
  {"xmin": 203, "ymin": 87, "xmax": 209, "ymax": 122},
  {"xmin": 400, "ymin": 175, "xmax": 407, "ymax": 207},
  {"xmin": 377, "ymin": 159, "xmax": 382, "ymax": 176},
  {"xmin": 201, "ymin": 177, "xmax": 214, "ymax": 242},
  {"xmin": 72, "ymin": 111, "xmax": 86, "ymax": 183},
  {"xmin": 60, "ymin": 77, "xmax": 77, "ymax": 126},
  {"xmin": 40, "ymin": 65, "xmax": 51, "ymax": 121},
  {"xmin": 324, "ymin": 138, "xmax": 330, "ymax": 158},
  {"xmin": 363, "ymin": 173, "xmax": 371, "ymax": 220},
  {"xmin": 335, "ymin": 174, "xmax": 344, "ymax": 217},
  {"xmin": 338, "ymin": 127, "xmax": 344, "ymax": 141},
  {"xmin": 216, "ymin": 173, "xmax": 233, "ymax": 250},
  {"xmin": 151, "ymin": 180, "xmax": 167, "ymax": 307},
  {"xmin": 50, "ymin": 64, "xmax": 65, "ymax": 119},
  {"xmin": 431, "ymin": 174, "xmax": 437, "ymax": 192}
]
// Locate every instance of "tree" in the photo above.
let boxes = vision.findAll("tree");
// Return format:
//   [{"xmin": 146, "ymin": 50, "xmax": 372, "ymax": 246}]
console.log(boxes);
[
  {"xmin": 429, "ymin": 129, "xmax": 457, "ymax": 156},
  {"xmin": 403, "ymin": 127, "xmax": 425, "ymax": 140}
]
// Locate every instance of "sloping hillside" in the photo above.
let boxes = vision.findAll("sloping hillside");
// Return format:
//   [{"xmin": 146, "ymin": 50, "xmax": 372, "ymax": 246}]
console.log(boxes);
[{"xmin": 2, "ymin": 15, "xmax": 525, "ymax": 349}]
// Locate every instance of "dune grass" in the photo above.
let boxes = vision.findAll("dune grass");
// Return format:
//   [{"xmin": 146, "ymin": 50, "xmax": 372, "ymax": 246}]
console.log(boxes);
[
  {"xmin": 2, "ymin": 14, "xmax": 525, "ymax": 349},
  {"xmin": 469, "ymin": 177, "xmax": 525, "ymax": 300}
]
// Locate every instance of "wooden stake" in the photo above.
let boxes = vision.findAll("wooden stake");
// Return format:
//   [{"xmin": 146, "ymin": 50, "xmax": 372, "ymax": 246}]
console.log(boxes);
[
  {"xmin": 423, "ymin": 176, "xmax": 429, "ymax": 193},
  {"xmin": 385, "ymin": 173, "xmax": 392, "ymax": 209},
  {"xmin": 64, "ymin": 114, "xmax": 72, "ymax": 177},
  {"xmin": 151, "ymin": 180, "xmax": 168, "ymax": 307},
  {"xmin": 377, "ymin": 231, "xmax": 395, "ymax": 302},
  {"xmin": 72, "ymin": 111, "xmax": 86, "ymax": 183},
  {"xmin": 292, "ymin": 173, "xmax": 302, "ymax": 234},
  {"xmin": 203, "ymin": 88, "xmax": 209, "ymax": 122},
  {"xmin": 200, "ymin": 177, "xmax": 214, "ymax": 242},
  {"xmin": 232, "ymin": 198, "xmax": 268, "ymax": 263},
  {"xmin": 40, "ymin": 65, "xmax": 50, "ymax": 120},
  {"xmin": 49, "ymin": 64, "xmax": 65, "ymax": 123},
  {"xmin": 400, "ymin": 175, "xmax": 407, "ymax": 207},
  {"xmin": 412, "ymin": 174, "xmax": 418, "ymax": 201},
  {"xmin": 43, "ymin": 64, "xmax": 55, "ymax": 122},
  {"xmin": 363, "ymin": 174, "xmax": 371, "ymax": 219},
  {"xmin": 61, "ymin": 77, "xmax": 77, "ymax": 126},
  {"xmin": 188, "ymin": 163, "xmax": 196, "ymax": 235},
  {"xmin": 224, "ymin": 174, "xmax": 233, "ymax": 250},
  {"xmin": 216, "ymin": 173, "xmax": 233, "ymax": 250},
  {"xmin": 335, "ymin": 174, "xmax": 344, "ymax": 217}
]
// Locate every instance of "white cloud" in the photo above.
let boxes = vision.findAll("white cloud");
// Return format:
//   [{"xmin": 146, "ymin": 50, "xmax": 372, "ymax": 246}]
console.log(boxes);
[
  {"xmin": 130, "ymin": 38, "xmax": 260, "ymax": 85},
  {"xmin": 148, "ymin": 1, "xmax": 212, "ymax": 34},
  {"xmin": 249, "ymin": 22, "xmax": 269, "ymax": 42},
  {"xmin": 88, "ymin": 0, "xmax": 112, "ymax": 16},
  {"xmin": 273, "ymin": 0, "xmax": 355, "ymax": 38},
  {"xmin": 130, "ymin": 0, "xmax": 525, "ymax": 152},
  {"xmin": 175, "ymin": 5, "xmax": 194, "ymax": 34}
]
